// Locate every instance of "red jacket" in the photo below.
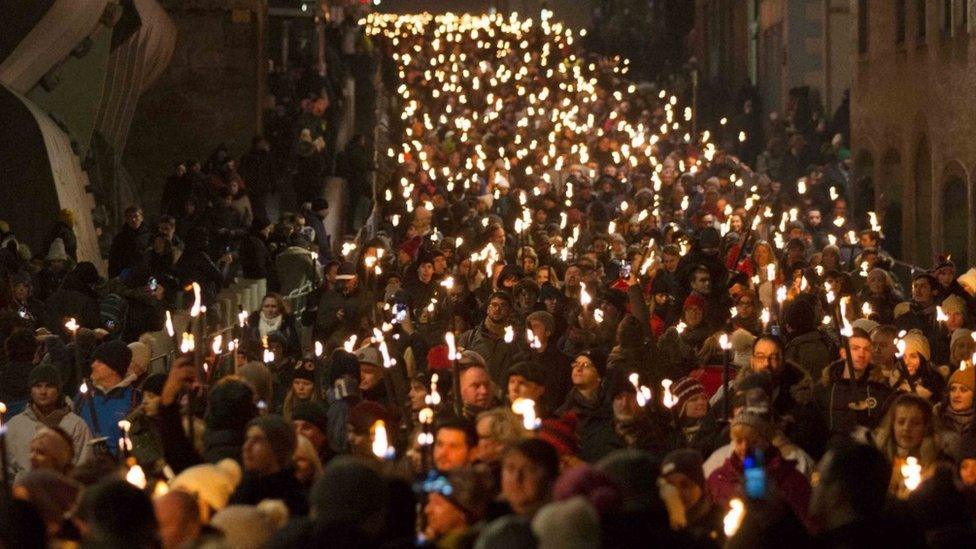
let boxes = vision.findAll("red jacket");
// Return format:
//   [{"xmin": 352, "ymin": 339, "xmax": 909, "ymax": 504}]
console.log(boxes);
[{"xmin": 706, "ymin": 446, "xmax": 812, "ymax": 530}]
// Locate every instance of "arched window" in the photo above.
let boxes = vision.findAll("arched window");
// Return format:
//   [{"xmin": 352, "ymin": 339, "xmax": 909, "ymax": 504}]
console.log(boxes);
[
  {"xmin": 913, "ymin": 138, "xmax": 932, "ymax": 266},
  {"xmin": 942, "ymin": 176, "xmax": 969, "ymax": 268}
]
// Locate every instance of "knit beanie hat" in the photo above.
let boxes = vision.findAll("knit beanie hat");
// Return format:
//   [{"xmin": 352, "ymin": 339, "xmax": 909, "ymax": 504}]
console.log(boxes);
[
  {"xmin": 730, "ymin": 328, "xmax": 756, "ymax": 368},
  {"xmin": 661, "ymin": 449, "xmax": 706, "ymax": 488},
  {"xmin": 169, "ymin": 458, "xmax": 243, "ymax": 512},
  {"xmin": 211, "ymin": 502, "xmax": 289, "ymax": 549},
  {"xmin": 475, "ymin": 516, "xmax": 537, "ymax": 549},
  {"xmin": 951, "ymin": 328, "xmax": 974, "ymax": 352},
  {"xmin": 348, "ymin": 400, "xmax": 389, "ymax": 435},
  {"xmin": 577, "ymin": 348, "xmax": 607, "ymax": 378},
  {"xmin": 291, "ymin": 360, "xmax": 317, "ymax": 383},
  {"xmin": 731, "ymin": 405, "xmax": 774, "ymax": 442},
  {"xmin": 532, "ymin": 497, "xmax": 600, "ymax": 549},
  {"xmin": 247, "ymin": 415, "xmax": 296, "ymax": 468},
  {"xmin": 672, "ymin": 376, "xmax": 706, "ymax": 418},
  {"xmin": 291, "ymin": 400, "xmax": 329, "ymax": 435},
  {"xmin": 852, "ymin": 318, "xmax": 880, "ymax": 335},
  {"xmin": 537, "ymin": 418, "xmax": 579, "ymax": 457},
  {"xmin": 127, "ymin": 342, "xmax": 151, "ymax": 373},
  {"xmin": 942, "ymin": 294, "xmax": 967, "ymax": 315},
  {"xmin": 902, "ymin": 329, "xmax": 931, "ymax": 362},
  {"xmin": 28, "ymin": 363, "xmax": 62, "ymax": 389},
  {"xmin": 683, "ymin": 294, "xmax": 705, "ymax": 311},
  {"xmin": 949, "ymin": 365, "xmax": 975, "ymax": 392},
  {"xmin": 140, "ymin": 373, "xmax": 167, "ymax": 395},
  {"xmin": 327, "ymin": 349, "xmax": 360, "ymax": 386},
  {"xmin": 310, "ymin": 456, "xmax": 386, "ymax": 527},
  {"xmin": 958, "ymin": 268, "xmax": 976, "ymax": 296},
  {"xmin": 205, "ymin": 378, "xmax": 257, "ymax": 431},
  {"xmin": 92, "ymin": 340, "xmax": 132, "ymax": 378},
  {"xmin": 552, "ymin": 465, "xmax": 622, "ymax": 517}
]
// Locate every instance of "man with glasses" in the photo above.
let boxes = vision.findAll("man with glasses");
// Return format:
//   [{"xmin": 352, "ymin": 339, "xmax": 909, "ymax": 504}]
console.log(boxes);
[
  {"xmin": 458, "ymin": 291, "xmax": 523, "ymax": 386},
  {"xmin": 728, "ymin": 290, "xmax": 761, "ymax": 335}
]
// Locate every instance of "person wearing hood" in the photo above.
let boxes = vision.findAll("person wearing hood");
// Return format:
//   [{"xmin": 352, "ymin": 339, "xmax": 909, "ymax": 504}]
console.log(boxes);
[
  {"xmin": 938, "ymin": 365, "xmax": 975, "ymax": 460},
  {"xmin": 5, "ymin": 363, "xmax": 91, "ymax": 480},
  {"xmin": 74, "ymin": 340, "xmax": 140, "ymax": 456},
  {"xmin": 556, "ymin": 348, "xmax": 620, "ymax": 462},
  {"xmin": 230, "ymin": 414, "xmax": 309, "ymax": 516},
  {"xmin": 108, "ymin": 205, "xmax": 151, "ymax": 278},
  {"xmin": 782, "ymin": 296, "xmax": 836, "ymax": 380},
  {"xmin": 43, "ymin": 261, "xmax": 102, "ymax": 336},
  {"xmin": 33, "ymin": 238, "xmax": 72, "ymax": 303},
  {"xmin": 888, "ymin": 330, "xmax": 945, "ymax": 404}
]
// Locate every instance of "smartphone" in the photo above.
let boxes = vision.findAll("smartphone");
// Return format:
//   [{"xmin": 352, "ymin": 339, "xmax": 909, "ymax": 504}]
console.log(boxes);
[
  {"xmin": 619, "ymin": 264, "xmax": 631, "ymax": 279},
  {"xmin": 743, "ymin": 451, "xmax": 766, "ymax": 499}
]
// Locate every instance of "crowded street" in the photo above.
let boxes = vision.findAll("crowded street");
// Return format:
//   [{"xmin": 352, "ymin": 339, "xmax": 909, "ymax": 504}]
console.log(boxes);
[{"xmin": 0, "ymin": 1, "xmax": 975, "ymax": 547}]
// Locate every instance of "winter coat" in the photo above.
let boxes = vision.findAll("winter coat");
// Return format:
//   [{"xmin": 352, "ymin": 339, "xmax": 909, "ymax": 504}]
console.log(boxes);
[
  {"xmin": 814, "ymin": 360, "xmax": 894, "ymax": 437},
  {"xmin": 888, "ymin": 361, "xmax": 946, "ymax": 404},
  {"xmin": 108, "ymin": 224, "xmax": 151, "ymax": 278},
  {"xmin": 275, "ymin": 246, "xmax": 317, "ymax": 297},
  {"xmin": 556, "ymin": 387, "xmax": 622, "ymax": 462},
  {"xmin": 239, "ymin": 232, "xmax": 273, "ymax": 281},
  {"xmin": 44, "ymin": 275, "xmax": 101, "ymax": 335},
  {"xmin": 74, "ymin": 379, "xmax": 140, "ymax": 456},
  {"xmin": 706, "ymin": 446, "xmax": 812, "ymax": 528},
  {"xmin": 230, "ymin": 468, "xmax": 310, "ymax": 517},
  {"xmin": 0, "ymin": 359, "xmax": 35, "ymax": 414},
  {"xmin": 5, "ymin": 402, "xmax": 91, "ymax": 480},
  {"xmin": 246, "ymin": 311, "xmax": 302, "ymax": 357},
  {"xmin": 315, "ymin": 287, "xmax": 368, "ymax": 338},
  {"xmin": 458, "ymin": 322, "xmax": 525, "ymax": 386}
]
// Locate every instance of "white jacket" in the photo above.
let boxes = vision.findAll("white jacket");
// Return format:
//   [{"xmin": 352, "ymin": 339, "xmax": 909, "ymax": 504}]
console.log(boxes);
[{"xmin": 5, "ymin": 402, "xmax": 92, "ymax": 481}]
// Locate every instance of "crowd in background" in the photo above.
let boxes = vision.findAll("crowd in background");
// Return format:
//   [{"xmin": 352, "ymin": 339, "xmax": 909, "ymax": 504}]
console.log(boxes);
[{"xmin": 0, "ymin": 9, "xmax": 974, "ymax": 549}]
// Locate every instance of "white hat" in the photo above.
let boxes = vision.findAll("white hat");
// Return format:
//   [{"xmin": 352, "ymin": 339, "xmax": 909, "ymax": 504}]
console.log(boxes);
[
  {"xmin": 211, "ymin": 501, "xmax": 289, "ymax": 549},
  {"xmin": 46, "ymin": 238, "xmax": 69, "ymax": 262},
  {"xmin": 957, "ymin": 268, "xmax": 976, "ymax": 297},
  {"xmin": 169, "ymin": 458, "xmax": 242, "ymax": 512}
]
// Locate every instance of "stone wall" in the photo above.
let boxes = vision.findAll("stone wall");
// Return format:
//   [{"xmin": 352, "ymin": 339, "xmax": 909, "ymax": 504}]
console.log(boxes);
[
  {"xmin": 123, "ymin": 0, "xmax": 266, "ymax": 212},
  {"xmin": 851, "ymin": 0, "xmax": 976, "ymax": 267}
]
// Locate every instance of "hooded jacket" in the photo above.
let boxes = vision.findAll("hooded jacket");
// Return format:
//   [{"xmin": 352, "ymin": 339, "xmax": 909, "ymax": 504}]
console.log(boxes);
[
  {"xmin": 5, "ymin": 401, "xmax": 92, "ymax": 480},
  {"xmin": 75, "ymin": 378, "xmax": 140, "ymax": 456},
  {"xmin": 814, "ymin": 360, "xmax": 894, "ymax": 437}
]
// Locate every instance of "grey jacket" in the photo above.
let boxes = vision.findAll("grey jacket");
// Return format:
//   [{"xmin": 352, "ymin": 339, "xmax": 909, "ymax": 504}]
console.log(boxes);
[{"xmin": 5, "ymin": 402, "xmax": 92, "ymax": 481}]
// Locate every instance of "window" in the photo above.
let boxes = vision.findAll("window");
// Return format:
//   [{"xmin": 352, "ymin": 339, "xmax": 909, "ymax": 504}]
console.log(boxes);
[
  {"xmin": 918, "ymin": 0, "xmax": 927, "ymax": 41},
  {"xmin": 897, "ymin": 0, "xmax": 907, "ymax": 43},
  {"xmin": 858, "ymin": 0, "xmax": 869, "ymax": 53}
]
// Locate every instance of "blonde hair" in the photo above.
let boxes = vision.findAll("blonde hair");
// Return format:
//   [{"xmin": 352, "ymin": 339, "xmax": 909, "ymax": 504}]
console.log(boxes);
[{"xmin": 294, "ymin": 434, "xmax": 323, "ymax": 482}]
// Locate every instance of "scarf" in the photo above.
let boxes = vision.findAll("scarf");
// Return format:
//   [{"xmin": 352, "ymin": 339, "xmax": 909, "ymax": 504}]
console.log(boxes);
[
  {"xmin": 259, "ymin": 313, "xmax": 282, "ymax": 338},
  {"xmin": 32, "ymin": 404, "xmax": 70, "ymax": 429},
  {"xmin": 483, "ymin": 315, "xmax": 507, "ymax": 338},
  {"xmin": 942, "ymin": 406, "xmax": 974, "ymax": 434}
]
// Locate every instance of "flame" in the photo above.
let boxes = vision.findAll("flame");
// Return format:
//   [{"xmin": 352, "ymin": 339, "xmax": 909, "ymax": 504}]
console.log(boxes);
[
  {"xmin": 862, "ymin": 303, "xmax": 872, "ymax": 318},
  {"xmin": 263, "ymin": 348, "xmax": 275, "ymax": 363},
  {"xmin": 79, "ymin": 382, "xmax": 88, "ymax": 395},
  {"xmin": 901, "ymin": 456, "xmax": 922, "ymax": 492},
  {"xmin": 189, "ymin": 282, "xmax": 202, "ymax": 317},
  {"xmin": 527, "ymin": 328, "xmax": 542, "ymax": 349},
  {"xmin": 428, "ymin": 373, "xmax": 442, "ymax": 406},
  {"xmin": 343, "ymin": 335, "xmax": 358, "ymax": 353},
  {"xmin": 126, "ymin": 463, "xmax": 147, "ymax": 489},
  {"xmin": 445, "ymin": 332, "xmax": 458, "ymax": 360},
  {"xmin": 441, "ymin": 276, "xmax": 455, "ymax": 290},
  {"xmin": 164, "ymin": 311, "xmax": 175, "ymax": 337},
  {"xmin": 775, "ymin": 286, "xmax": 787, "ymax": 303},
  {"xmin": 153, "ymin": 480, "xmax": 169, "ymax": 497},
  {"xmin": 511, "ymin": 398, "xmax": 541, "ymax": 430},
  {"xmin": 65, "ymin": 318, "xmax": 79, "ymax": 332},
  {"xmin": 766, "ymin": 264, "xmax": 775, "ymax": 282},
  {"xmin": 180, "ymin": 333, "xmax": 195, "ymax": 354},
  {"xmin": 724, "ymin": 498, "xmax": 745, "ymax": 537},
  {"xmin": 719, "ymin": 333, "xmax": 731, "ymax": 351},
  {"xmin": 211, "ymin": 335, "xmax": 222, "ymax": 355},
  {"xmin": 675, "ymin": 321, "xmax": 687, "ymax": 334},
  {"xmin": 371, "ymin": 420, "xmax": 393, "ymax": 459},
  {"xmin": 314, "ymin": 341, "xmax": 324, "ymax": 357},
  {"xmin": 629, "ymin": 373, "xmax": 652, "ymax": 407},
  {"xmin": 504, "ymin": 325, "xmax": 515, "ymax": 343},
  {"xmin": 238, "ymin": 310, "xmax": 248, "ymax": 328},
  {"xmin": 661, "ymin": 379, "xmax": 677, "ymax": 408},
  {"xmin": 760, "ymin": 308, "xmax": 771, "ymax": 327},
  {"xmin": 593, "ymin": 308, "xmax": 605, "ymax": 323},
  {"xmin": 937, "ymin": 306, "xmax": 949, "ymax": 323}
]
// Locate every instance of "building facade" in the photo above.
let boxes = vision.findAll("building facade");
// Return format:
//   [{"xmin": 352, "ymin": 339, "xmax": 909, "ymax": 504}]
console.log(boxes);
[{"xmin": 851, "ymin": 0, "xmax": 975, "ymax": 267}]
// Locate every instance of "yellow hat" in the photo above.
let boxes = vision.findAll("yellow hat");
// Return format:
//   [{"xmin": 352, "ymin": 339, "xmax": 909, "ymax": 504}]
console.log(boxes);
[{"xmin": 902, "ymin": 329, "xmax": 931, "ymax": 362}]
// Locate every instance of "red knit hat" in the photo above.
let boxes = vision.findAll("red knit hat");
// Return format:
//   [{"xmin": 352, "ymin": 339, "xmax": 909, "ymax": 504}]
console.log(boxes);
[
  {"xmin": 537, "ymin": 417, "xmax": 578, "ymax": 457},
  {"xmin": 683, "ymin": 294, "xmax": 705, "ymax": 311},
  {"xmin": 426, "ymin": 344, "xmax": 452, "ymax": 372}
]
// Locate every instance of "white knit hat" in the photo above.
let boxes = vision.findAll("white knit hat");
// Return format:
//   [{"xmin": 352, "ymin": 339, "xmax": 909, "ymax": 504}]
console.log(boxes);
[{"xmin": 169, "ymin": 458, "xmax": 242, "ymax": 513}]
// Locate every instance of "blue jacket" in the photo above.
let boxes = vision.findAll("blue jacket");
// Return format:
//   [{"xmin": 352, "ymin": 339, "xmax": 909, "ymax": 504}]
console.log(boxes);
[{"xmin": 75, "ymin": 380, "xmax": 140, "ymax": 456}]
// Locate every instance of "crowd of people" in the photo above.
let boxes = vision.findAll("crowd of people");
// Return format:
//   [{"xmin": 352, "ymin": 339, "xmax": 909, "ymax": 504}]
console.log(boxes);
[{"xmin": 1, "ymin": 8, "xmax": 976, "ymax": 549}]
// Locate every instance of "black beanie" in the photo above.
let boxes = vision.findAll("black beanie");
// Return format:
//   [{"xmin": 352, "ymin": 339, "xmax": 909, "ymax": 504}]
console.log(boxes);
[
  {"xmin": 92, "ymin": 340, "xmax": 132, "ymax": 378},
  {"xmin": 28, "ymin": 363, "xmax": 62, "ymax": 389},
  {"xmin": 661, "ymin": 449, "xmax": 706, "ymax": 488},
  {"xmin": 327, "ymin": 349, "xmax": 360, "ymax": 387},
  {"xmin": 291, "ymin": 401, "xmax": 329, "ymax": 435},
  {"xmin": 140, "ymin": 373, "xmax": 167, "ymax": 395},
  {"xmin": 248, "ymin": 415, "xmax": 296, "ymax": 468},
  {"xmin": 578, "ymin": 348, "xmax": 608, "ymax": 378},
  {"xmin": 205, "ymin": 379, "xmax": 257, "ymax": 431}
]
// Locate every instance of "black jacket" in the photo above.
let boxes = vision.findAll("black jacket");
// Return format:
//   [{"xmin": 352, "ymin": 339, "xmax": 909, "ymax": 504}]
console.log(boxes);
[
  {"xmin": 815, "ymin": 360, "xmax": 894, "ymax": 437},
  {"xmin": 230, "ymin": 468, "xmax": 310, "ymax": 517},
  {"xmin": 108, "ymin": 224, "xmax": 151, "ymax": 278}
]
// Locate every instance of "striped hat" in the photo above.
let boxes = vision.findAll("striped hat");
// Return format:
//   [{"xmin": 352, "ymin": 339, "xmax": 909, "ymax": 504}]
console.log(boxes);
[
  {"xmin": 537, "ymin": 417, "xmax": 579, "ymax": 457},
  {"xmin": 672, "ymin": 376, "xmax": 706, "ymax": 418}
]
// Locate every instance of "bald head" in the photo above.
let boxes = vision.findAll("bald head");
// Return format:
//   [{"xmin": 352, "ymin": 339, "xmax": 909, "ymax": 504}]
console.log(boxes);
[{"xmin": 154, "ymin": 490, "xmax": 202, "ymax": 549}]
